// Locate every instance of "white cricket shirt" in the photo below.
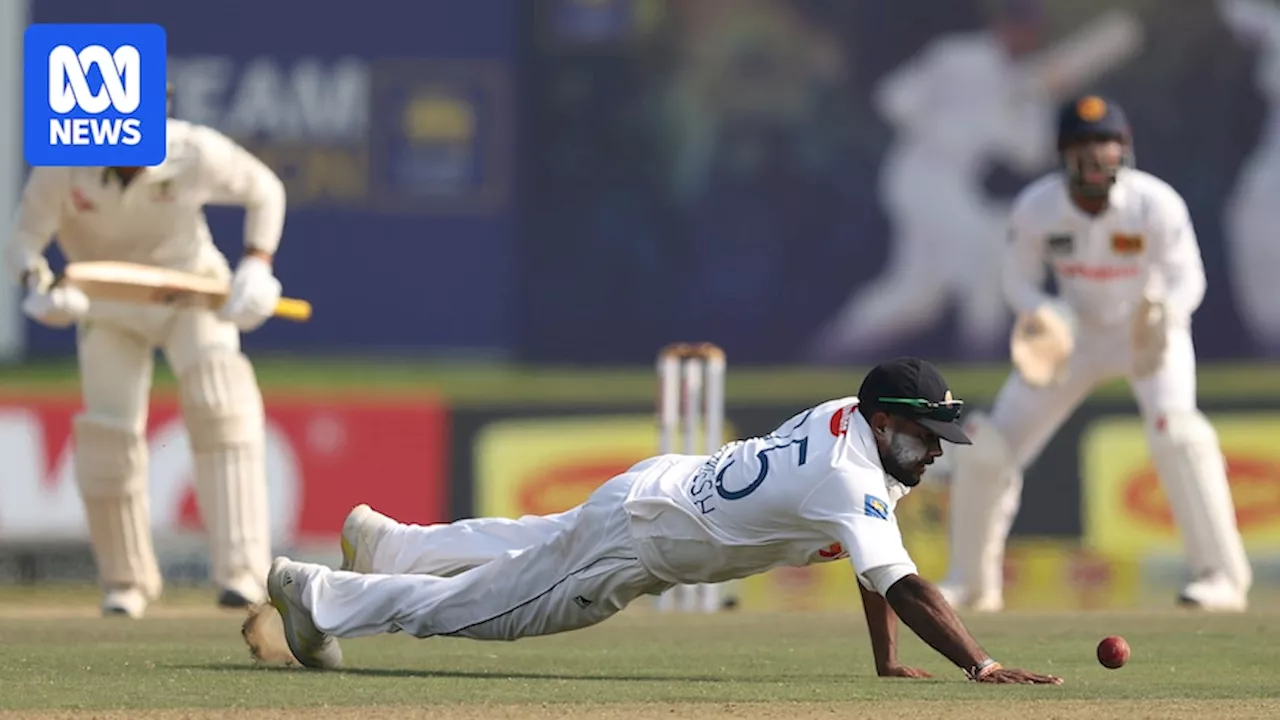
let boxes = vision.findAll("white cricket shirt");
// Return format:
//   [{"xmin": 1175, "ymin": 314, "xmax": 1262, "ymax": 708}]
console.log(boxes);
[
  {"xmin": 625, "ymin": 398, "xmax": 918, "ymax": 594},
  {"xmin": 1004, "ymin": 168, "xmax": 1207, "ymax": 327},
  {"xmin": 6, "ymin": 119, "xmax": 285, "ymax": 285}
]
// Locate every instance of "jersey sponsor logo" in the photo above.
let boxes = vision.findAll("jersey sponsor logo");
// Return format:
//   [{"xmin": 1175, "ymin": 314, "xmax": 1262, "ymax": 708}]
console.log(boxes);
[
  {"xmin": 1110, "ymin": 233, "xmax": 1144, "ymax": 255},
  {"xmin": 1047, "ymin": 234, "xmax": 1074, "ymax": 254},
  {"xmin": 70, "ymin": 187, "xmax": 96, "ymax": 212},
  {"xmin": 829, "ymin": 404, "xmax": 856, "ymax": 437},
  {"xmin": 864, "ymin": 495, "xmax": 889, "ymax": 520},
  {"xmin": 24, "ymin": 24, "xmax": 168, "ymax": 166},
  {"xmin": 1056, "ymin": 262, "xmax": 1140, "ymax": 280}
]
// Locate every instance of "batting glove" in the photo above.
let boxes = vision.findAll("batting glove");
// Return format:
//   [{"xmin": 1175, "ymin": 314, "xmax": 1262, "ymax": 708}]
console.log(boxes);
[
  {"xmin": 20, "ymin": 271, "xmax": 89, "ymax": 329},
  {"xmin": 219, "ymin": 254, "xmax": 282, "ymax": 332}
]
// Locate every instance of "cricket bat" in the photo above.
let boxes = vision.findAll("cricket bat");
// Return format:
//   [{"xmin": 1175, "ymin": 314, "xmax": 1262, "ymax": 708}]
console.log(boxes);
[{"xmin": 60, "ymin": 261, "xmax": 312, "ymax": 322}]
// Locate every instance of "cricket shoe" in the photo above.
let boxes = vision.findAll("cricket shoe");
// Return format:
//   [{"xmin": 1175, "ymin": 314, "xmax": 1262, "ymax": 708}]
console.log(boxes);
[
  {"xmin": 266, "ymin": 557, "xmax": 344, "ymax": 670},
  {"xmin": 340, "ymin": 504, "xmax": 396, "ymax": 574},
  {"xmin": 1177, "ymin": 574, "xmax": 1248, "ymax": 612},
  {"xmin": 938, "ymin": 583, "xmax": 1004, "ymax": 613},
  {"xmin": 101, "ymin": 586, "xmax": 151, "ymax": 619}
]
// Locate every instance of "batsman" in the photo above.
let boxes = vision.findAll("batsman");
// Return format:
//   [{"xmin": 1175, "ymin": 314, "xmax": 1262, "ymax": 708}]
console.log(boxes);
[
  {"xmin": 4, "ymin": 93, "xmax": 288, "ymax": 617},
  {"xmin": 940, "ymin": 95, "xmax": 1252, "ymax": 612}
]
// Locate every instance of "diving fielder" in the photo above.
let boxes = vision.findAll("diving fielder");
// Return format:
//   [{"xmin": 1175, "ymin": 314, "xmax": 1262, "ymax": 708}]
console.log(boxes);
[
  {"xmin": 940, "ymin": 96, "xmax": 1252, "ymax": 613},
  {"xmin": 257, "ymin": 359, "xmax": 1061, "ymax": 685},
  {"xmin": 6, "ymin": 113, "xmax": 286, "ymax": 618}
]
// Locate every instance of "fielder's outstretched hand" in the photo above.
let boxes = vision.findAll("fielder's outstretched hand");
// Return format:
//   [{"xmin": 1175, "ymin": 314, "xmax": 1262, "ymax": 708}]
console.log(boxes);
[
  {"xmin": 882, "ymin": 575, "xmax": 1066, "ymax": 686},
  {"xmin": 976, "ymin": 666, "xmax": 1063, "ymax": 685}
]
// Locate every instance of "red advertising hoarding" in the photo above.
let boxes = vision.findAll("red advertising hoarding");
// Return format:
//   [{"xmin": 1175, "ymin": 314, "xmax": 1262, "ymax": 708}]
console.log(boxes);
[{"xmin": 0, "ymin": 396, "xmax": 448, "ymax": 544}]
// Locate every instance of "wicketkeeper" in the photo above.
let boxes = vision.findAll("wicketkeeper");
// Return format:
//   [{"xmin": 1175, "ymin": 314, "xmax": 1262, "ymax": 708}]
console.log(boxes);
[
  {"xmin": 5, "ymin": 109, "xmax": 288, "ymax": 618},
  {"xmin": 940, "ymin": 96, "xmax": 1251, "ymax": 612}
]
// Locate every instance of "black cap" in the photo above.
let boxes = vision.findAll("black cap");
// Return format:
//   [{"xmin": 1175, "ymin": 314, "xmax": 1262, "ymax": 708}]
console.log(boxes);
[
  {"xmin": 858, "ymin": 357, "xmax": 972, "ymax": 445},
  {"xmin": 1057, "ymin": 95, "xmax": 1130, "ymax": 151}
]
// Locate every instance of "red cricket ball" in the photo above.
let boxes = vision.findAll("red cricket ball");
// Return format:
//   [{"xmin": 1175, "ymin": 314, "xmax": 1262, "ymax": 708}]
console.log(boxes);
[{"xmin": 1097, "ymin": 635, "xmax": 1130, "ymax": 669}]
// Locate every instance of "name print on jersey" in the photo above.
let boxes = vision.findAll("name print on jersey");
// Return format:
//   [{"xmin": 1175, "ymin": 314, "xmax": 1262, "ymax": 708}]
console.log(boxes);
[
  {"xmin": 686, "ymin": 407, "xmax": 816, "ymax": 515},
  {"xmin": 688, "ymin": 442, "xmax": 738, "ymax": 515},
  {"xmin": 24, "ymin": 24, "xmax": 168, "ymax": 167}
]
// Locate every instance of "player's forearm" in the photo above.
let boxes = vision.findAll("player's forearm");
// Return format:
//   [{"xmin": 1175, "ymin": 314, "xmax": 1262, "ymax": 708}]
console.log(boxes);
[
  {"xmin": 1002, "ymin": 236, "xmax": 1053, "ymax": 316},
  {"xmin": 883, "ymin": 575, "xmax": 989, "ymax": 671},
  {"xmin": 9, "ymin": 171, "xmax": 64, "ymax": 284},
  {"xmin": 1002, "ymin": 267, "xmax": 1052, "ymax": 317},
  {"xmin": 1159, "ymin": 261, "xmax": 1206, "ymax": 322},
  {"xmin": 858, "ymin": 582, "xmax": 899, "ymax": 673},
  {"xmin": 1004, "ymin": 284, "xmax": 1052, "ymax": 317},
  {"xmin": 6, "ymin": 233, "xmax": 53, "ymax": 286},
  {"xmin": 241, "ymin": 171, "xmax": 286, "ymax": 257}
]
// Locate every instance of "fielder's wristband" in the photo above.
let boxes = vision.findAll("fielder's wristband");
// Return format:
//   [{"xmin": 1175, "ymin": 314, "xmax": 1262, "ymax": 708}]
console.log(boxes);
[{"xmin": 965, "ymin": 658, "xmax": 1001, "ymax": 681}]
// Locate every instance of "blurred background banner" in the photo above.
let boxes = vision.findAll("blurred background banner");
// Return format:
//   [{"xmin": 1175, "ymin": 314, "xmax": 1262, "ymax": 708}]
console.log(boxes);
[
  {"xmin": 0, "ymin": 395, "xmax": 449, "ymax": 545},
  {"xmin": 14, "ymin": 0, "xmax": 1280, "ymax": 364},
  {"xmin": 24, "ymin": 0, "xmax": 519, "ymax": 358},
  {"xmin": 519, "ymin": 0, "xmax": 1276, "ymax": 364}
]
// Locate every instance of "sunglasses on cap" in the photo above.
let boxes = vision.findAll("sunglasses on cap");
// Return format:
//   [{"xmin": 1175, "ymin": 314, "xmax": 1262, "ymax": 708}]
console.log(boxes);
[{"xmin": 876, "ymin": 396, "xmax": 964, "ymax": 423}]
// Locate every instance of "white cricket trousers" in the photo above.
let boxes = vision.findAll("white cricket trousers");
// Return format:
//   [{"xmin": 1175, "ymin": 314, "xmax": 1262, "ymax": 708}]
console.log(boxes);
[{"xmin": 296, "ymin": 463, "xmax": 675, "ymax": 640}]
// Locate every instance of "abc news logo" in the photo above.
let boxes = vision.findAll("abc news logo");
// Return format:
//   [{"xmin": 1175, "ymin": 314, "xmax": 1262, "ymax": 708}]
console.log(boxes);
[
  {"xmin": 47, "ymin": 44, "xmax": 143, "ymax": 147},
  {"xmin": 24, "ymin": 24, "xmax": 166, "ymax": 167}
]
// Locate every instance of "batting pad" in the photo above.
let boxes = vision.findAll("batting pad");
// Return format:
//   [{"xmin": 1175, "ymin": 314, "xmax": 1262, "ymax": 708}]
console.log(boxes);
[
  {"xmin": 179, "ymin": 351, "xmax": 271, "ymax": 598},
  {"xmin": 74, "ymin": 414, "xmax": 162, "ymax": 598},
  {"xmin": 944, "ymin": 412, "xmax": 1020, "ymax": 603},
  {"xmin": 1147, "ymin": 411, "xmax": 1252, "ymax": 593}
]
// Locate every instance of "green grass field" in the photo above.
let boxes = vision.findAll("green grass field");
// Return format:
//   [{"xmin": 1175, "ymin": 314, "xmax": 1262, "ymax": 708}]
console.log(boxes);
[
  {"xmin": 1, "ymin": 589, "xmax": 1277, "ymax": 719},
  {"xmin": 5, "ymin": 357, "xmax": 1280, "ymax": 406},
  {"xmin": 3, "ymin": 358, "xmax": 1277, "ymax": 718}
]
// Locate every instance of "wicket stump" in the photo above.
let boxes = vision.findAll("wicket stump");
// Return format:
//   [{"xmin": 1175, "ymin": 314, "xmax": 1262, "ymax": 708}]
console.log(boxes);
[{"xmin": 654, "ymin": 342, "xmax": 737, "ymax": 613}]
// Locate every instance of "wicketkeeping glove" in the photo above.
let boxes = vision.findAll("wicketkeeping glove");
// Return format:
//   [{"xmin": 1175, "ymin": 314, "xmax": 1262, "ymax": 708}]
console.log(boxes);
[
  {"xmin": 1131, "ymin": 296, "xmax": 1169, "ymax": 378},
  {"xmin": 1010, "ymin": 301, "xmax": 1076, "ymax": 387},
  {"xmin": 219, "ymin": 255, "xmax": 282, "ymax": 332}
]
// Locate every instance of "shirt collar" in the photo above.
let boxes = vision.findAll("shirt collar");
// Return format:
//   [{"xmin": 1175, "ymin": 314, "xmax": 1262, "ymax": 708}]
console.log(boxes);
[
  {"xmin": 99, "ymin": 166, "xmax": 147, "ymax": 188},
  {"xmin": 850, "ymin": 401, "xmax": 910, "ymax": 501}
]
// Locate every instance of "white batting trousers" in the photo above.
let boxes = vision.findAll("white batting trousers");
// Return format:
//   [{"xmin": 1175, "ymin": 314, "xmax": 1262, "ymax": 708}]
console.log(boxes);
[{"xmin": 295, "ymin": 465, "xmax": 674, "ymax": 640}]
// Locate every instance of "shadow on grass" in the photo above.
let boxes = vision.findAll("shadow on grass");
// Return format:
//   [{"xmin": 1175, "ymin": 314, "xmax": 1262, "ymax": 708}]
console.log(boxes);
[{"xmin": 175, "ymin": 663, "xmax": 733, "ymax": 683}]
